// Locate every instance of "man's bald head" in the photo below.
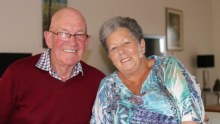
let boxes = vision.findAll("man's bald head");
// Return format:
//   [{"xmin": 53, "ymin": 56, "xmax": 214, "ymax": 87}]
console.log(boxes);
[{"xmin": 49, "ymin": 7, "xmax": 87, "ymax": 31}]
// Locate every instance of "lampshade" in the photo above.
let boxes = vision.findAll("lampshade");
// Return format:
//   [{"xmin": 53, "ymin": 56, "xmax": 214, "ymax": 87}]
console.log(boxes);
[{"xmin": 197, "ymin": 55, "xmax": 214, "ymax": 68}]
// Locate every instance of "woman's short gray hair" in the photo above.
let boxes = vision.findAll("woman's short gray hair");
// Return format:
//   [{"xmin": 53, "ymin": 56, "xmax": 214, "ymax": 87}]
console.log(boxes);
[{"xmin": 99, "ymin": 16, "xmax": 144, "ymax": 52}]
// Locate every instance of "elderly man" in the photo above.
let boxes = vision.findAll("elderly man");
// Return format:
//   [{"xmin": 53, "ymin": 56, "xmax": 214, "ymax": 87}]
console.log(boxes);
[{"xmin": 0, "ymin": 7, "xmax": 105, "ymax": 124}]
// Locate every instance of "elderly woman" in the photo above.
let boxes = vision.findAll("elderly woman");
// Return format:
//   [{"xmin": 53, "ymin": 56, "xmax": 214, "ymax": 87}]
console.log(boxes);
[{"xmin": 90, "ymin": 16, "xmax": 205, "ymax": 124}]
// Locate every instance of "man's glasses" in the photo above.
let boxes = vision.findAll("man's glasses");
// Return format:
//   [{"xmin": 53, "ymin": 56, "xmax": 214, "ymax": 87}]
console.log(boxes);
[{"xmin": 49, "ymin": 31, "xmax": 89, "ymax": 41}]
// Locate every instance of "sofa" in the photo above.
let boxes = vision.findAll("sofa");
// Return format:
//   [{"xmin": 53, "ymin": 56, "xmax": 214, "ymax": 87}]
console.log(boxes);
[{"xmin": 206, "ymin": 111, "xmax": 220, "ymax": 124}]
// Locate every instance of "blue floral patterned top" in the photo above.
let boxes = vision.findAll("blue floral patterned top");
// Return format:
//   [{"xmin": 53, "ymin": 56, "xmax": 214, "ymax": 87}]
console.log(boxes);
[{"xmin": 90, "ymin": 56, "xmax": 205, "ymax": 124}]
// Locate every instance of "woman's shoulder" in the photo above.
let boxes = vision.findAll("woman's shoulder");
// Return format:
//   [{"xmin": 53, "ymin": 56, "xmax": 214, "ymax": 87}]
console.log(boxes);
[
  {"xmin": 148, "ymin": 55, "xmax": 179, "ymax": 66},
  {"xmin": 102, "ymin": 71, "xmax": 118, "ymax": 81},
  {"xmin": 99, "ymin": 71, "xmax": 119, "ymax": 90},
  {"xmin": 97, "ymin": 72, "xmax": 121, "ymax": 102},
  {"xmin": 148, "ymin": 55, "xmax": 177, "ymax": 61}
]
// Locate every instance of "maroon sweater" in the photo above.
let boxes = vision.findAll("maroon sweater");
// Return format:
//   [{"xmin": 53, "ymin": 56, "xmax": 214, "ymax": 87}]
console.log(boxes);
[{"xmin": 0, "ymin": 54, "xmax": 105, "ymax": 124}]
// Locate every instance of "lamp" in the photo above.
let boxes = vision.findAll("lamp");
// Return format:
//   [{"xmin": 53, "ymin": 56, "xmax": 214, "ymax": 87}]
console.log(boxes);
[{"xmin": 197, "ymin": 55, "xmax": 214, "ymax": 91}]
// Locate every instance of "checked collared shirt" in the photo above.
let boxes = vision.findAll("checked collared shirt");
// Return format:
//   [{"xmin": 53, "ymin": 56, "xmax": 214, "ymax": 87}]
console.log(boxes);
[{"xmin": 36, "ymin": 49, "xmax": 83, "ymax": 81}]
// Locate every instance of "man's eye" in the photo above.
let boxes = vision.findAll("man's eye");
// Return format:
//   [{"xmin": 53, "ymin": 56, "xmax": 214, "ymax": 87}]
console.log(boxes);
[
  {"xmin": 75, "ymin": 34, "xmax": 84, "ymax": 37},
  {"xmin": 75, "ymin": 34, "xmax": 88, "ymax": 39},
  {"xmin": 61, "ymin": 33, "xmax": 67, "ymax": 37},
  {"xmin": 59, "ymin": 32, "xmax": 69, "ymax": 38}
]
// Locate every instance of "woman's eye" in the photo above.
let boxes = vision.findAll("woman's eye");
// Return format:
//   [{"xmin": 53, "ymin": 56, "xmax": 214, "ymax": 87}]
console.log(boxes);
[{"xmin": 110, "ymin": 47, "xmax": 116, "ymax": 51}]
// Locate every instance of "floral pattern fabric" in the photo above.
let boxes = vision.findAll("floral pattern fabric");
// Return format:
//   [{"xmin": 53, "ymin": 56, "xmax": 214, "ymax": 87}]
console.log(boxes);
[{"xmin": 90, "ymin": 56, "xmax": 205, "ymax": 124}]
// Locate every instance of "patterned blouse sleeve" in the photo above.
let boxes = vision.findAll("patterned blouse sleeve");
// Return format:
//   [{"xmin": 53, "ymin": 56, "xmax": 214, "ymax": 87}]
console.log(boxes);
[
  {"xmin": 90, "ymin": 78, "xmax": 112, "ymax": 124},
  {"xmin": 164, "ymin": 57, "xmax": 205, "ymax": 123}
]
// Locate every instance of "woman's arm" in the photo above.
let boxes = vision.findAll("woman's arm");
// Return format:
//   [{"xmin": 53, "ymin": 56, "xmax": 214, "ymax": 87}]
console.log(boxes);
[
  {"xmin": 164, "ymin": 57, "xmax": 205, "ymax": 123},
  {"xmin": 90, "ymin": 79, "xmax": 112, "ymax": 124},
  {"xmin": 182, "ymin": 122, "xmax": 199, "ymax": 124}
]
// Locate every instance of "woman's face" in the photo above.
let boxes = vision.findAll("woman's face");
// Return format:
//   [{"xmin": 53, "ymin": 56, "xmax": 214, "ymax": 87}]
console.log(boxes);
[{"xmin": 106, "ymin": 27, "xmax": 146, "ymax": 74}]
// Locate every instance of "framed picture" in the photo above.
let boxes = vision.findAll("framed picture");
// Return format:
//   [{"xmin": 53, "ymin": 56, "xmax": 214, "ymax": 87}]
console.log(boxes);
[
  {"xmin": 42, "ymin": 0, "xmax": 67, "ymax": 48},
  {"xmin": 166, "ymin": 8, "xmax": 183, "ymax": 51}
]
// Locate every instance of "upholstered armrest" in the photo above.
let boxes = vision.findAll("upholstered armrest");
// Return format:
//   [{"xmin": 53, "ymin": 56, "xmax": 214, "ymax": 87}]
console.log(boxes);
[{"xmin": 205, "ymin": 112, "xmax": 220, "ymax": 124}]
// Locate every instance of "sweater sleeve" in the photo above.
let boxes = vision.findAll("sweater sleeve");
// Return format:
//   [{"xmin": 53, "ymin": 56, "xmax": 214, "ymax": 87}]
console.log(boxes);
[
  {"xmin": 164, "ymin": 57, "xmax": 205, "ymax": 123},
  {"xmin": 0, "ymin": 66, "xmax": 16, "ymax": 124}
]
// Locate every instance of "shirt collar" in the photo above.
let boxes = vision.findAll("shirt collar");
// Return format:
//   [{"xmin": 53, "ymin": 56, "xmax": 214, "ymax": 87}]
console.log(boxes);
[{"xmin": 36, "ymin": 49, "xmax": 83, "ymax": 81}]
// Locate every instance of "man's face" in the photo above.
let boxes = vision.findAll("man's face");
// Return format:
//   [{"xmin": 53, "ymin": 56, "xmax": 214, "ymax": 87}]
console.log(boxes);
[{"xmin": 45, "ymin": 11, "xmax": 89, "ymax": 67}]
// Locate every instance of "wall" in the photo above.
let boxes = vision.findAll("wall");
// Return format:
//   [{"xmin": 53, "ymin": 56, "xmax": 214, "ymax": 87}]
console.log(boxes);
[
  {"xmin": 0, "ymin": 0, "xmax": 217, "ymax": 88},
  {"xmin": 0, "ymin": 1, "xmax": 43, "ymax": 54},
  {"xmin": 212, "ymin": 0, "xmax": 220, "ymax": 87}
]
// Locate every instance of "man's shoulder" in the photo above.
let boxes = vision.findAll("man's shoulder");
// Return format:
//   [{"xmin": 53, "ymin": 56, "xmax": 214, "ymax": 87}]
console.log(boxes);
[
  {"xmin": 1, "ymin": 54, "xmax": 41, "ymax": 78},
  {"xmin": 13, "ymin": 54, "xmax": 40, "ymax": 65},
  {"xmin": 80, "ymin": 61, "xmax": 105, "ymax": 77},
  {"xmin": 9, "ymin": 54, "xmax": 41, "ymax": 70}
]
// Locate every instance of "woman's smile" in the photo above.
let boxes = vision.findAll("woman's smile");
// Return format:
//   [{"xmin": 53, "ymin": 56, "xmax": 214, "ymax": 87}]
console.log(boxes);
[{"xmin": 120, "ymin": 57, "xmax": 131, "ymax": 63}]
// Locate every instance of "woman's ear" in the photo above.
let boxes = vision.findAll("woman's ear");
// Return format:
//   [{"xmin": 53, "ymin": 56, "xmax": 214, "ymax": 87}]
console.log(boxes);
[
  {"xmin": 44, "ymin": 31, "xmax": 52, "ymax": 48},
  {"xmin": 140, "ymin": 39, "xmax": 146, "ymax": 54}
]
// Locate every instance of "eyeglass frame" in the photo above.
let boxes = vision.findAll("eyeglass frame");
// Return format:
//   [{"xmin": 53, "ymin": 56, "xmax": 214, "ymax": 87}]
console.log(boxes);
[{"xmin": 49, "ymin": 31, "xmax": 89, "ymax": 41}]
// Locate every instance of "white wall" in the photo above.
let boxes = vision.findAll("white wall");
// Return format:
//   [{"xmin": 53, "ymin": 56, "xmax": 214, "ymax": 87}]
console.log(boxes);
[
  {"xmin": 0, "ymin": 0, "xmax": 44, "ymax": 54},
  {"xmin": 212, "ymin": 0, "xmax": 220, "ymax": 87},
  {"xmin": 0, "ymin": 0, "xmax": 218, "ymax": 88},
  {"xmin": 69, "ymin": 0, "xmax": 213, "ymax": 75}
]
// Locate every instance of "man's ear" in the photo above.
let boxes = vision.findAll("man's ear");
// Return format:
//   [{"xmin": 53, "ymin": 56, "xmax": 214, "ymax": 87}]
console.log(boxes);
[
  {"xmin": 84, "ymin": 35, "xmax": 91, "ymax": 47},
  {"xmin": 44, "ymin": 31, "xmax": 52, "ymax": 48}
]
